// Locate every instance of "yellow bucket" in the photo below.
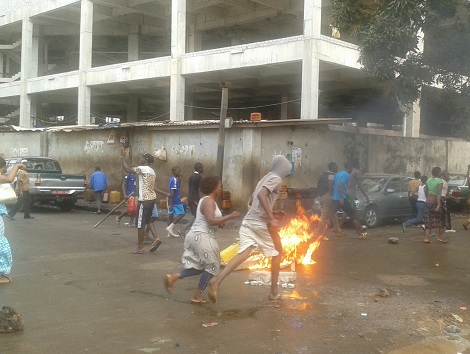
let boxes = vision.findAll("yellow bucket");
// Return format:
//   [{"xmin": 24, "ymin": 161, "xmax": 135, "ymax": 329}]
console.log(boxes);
[
  {"xmin": 109, "ymin": 191, "xmax": 121, "ymax": 204},
  {"xmin": 220, "ymin": 243, "xmax": 239, "ymax": 264}
]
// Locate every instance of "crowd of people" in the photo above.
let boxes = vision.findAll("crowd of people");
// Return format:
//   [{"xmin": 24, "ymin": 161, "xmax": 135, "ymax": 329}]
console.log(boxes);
[
  {"xmin": 2, "ymin": 152, "xmax": 468, "ymax": 305},
  {"xmin": 315, "ymin": 158, "xmax": 369, "ymax": 241},
  {"xmin": 403, "ymin": 167, "xmax": 456, "ymax": 243}
]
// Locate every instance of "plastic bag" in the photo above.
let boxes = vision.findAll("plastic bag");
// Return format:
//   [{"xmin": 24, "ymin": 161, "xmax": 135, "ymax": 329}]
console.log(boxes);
[
  {"xmin": 0, "ymin": 184, "xmax": 18, "ymax": 205},
  {"xmin": 127, "ymin": 196, "xmax": 137, "ymax": 215},
  {"xmin": 154, "ymin": 147, "xmax": 167, "ymax": 161}
]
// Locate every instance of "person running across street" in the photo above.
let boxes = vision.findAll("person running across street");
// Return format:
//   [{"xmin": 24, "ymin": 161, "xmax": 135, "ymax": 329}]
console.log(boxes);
[
  {"xmin": 315, "ymin": 162, "xmax": 341, "ymax": 240},
  {"xmin": 408, "ymin": 171, "xmax": 422, "ymax": 218},
  {"xmin": 176, "ymin": 162, "xmax": 204, "ymax": 238},
  {"xmin": 166, "ymin": 166, "xmax": 185, "ymax": 238},
  {"xmin": 208, "ymin": 155, "xmax": 292, "ymax": 303},
  {"xmin": 164, "ymin": 175, "xmax": 240, "ymax": 304},
  {"xmin": 402, "ymin": 175, "xmax": 427, "ymax": 232},
  {"xmin": 333, "ymin": 162, "xmax": 367, "ymax": 240}
]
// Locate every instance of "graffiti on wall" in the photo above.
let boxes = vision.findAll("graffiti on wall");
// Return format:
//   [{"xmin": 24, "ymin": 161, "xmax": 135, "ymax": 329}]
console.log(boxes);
[
  {"xmin": 84, "ymin": 141, "xmax": 104, "ymax": 154},
  {"xmin": 171, "ymin": 145, "xmax": 195, "ymax": 157},
  {"xmin": 10, "ymin": 148, "xmax": 29, "ymax": 157}
]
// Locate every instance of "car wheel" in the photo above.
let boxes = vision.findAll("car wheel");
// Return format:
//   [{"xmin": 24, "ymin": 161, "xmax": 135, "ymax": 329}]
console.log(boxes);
[
  {"xmin": 364, "ymin": 206, "xmax": 379, "ymax": 228},
  {"xmin": 58, "ymin": 202, "xmax": 74, "ymax": 212}
]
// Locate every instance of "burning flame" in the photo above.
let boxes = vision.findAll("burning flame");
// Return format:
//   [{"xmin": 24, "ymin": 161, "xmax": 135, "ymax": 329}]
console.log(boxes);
[{"xmin": 249, "ymin": 201, "xmax": 321, "ymax": 269}]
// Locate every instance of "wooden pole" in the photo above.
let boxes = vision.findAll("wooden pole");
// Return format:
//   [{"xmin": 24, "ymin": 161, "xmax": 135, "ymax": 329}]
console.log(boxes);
[
  {"xmin": 215, "ymin": 82, "xmax": 230, "ymax": 203},
  {"xmin": 93, "ymin": 192, "xmax": 134, "ymax": 228}
]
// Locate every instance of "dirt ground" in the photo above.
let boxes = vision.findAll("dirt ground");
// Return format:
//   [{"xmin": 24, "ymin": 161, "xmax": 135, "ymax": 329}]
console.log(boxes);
[{"xmin": 1, "ymin": 205, "xmax": 470, "ymax": 354}]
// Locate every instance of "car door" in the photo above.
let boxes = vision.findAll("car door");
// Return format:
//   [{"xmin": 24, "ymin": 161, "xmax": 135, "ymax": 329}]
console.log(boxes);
[{"xmin": 382, "ymin": 178, "xmax": 407, "ymax": 218}]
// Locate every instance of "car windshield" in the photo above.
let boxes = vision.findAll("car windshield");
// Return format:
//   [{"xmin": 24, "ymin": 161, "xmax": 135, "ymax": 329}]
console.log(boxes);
[{"xmin": 361, "ymin": 177, "xmax": 387, "ymax": 193}]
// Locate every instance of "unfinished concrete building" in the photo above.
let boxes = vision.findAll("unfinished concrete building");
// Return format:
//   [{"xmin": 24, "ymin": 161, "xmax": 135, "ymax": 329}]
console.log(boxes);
[{"xmin": 0, "ymin": 0, "xmax": 420, "ymax": 136}]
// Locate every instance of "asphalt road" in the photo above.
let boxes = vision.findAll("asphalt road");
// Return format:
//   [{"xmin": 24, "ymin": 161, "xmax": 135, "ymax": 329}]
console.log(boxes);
[{"xmin": 1, "ymin": 205, "xmax": 470, "ymax": 354}]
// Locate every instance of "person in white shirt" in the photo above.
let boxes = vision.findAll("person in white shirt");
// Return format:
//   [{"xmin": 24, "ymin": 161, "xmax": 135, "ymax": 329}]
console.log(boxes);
[{"xmin": 402, "ymin": 176, "xmax": 428, "ymax": 232}]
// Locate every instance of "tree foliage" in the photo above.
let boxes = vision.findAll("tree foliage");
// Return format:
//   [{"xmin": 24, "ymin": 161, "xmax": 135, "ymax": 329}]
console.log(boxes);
[{"xmin": 331, "ymin": 0, "xmax": 470, "ymax": 132}]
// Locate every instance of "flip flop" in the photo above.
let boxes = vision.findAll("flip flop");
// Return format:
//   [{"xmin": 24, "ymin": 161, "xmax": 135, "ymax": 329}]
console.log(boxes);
[
  {"xmin": 463, "ymin": 224, "xmax": 468, "ymax": 231},
  {"xmin": 149, "ymin": 240, "xmax": 162, "ymax": 252},
  {"xmin": 437, "ymin": 239, "xmax": 448, "ymax": 244},
  {"xmin": 164, "ymin": 275, "xmax": 173, "ymax": 294},
  {"xmin": 132, "ymin": 249, "xmax": 145, "ymax": 254},
  {"xmin": 423, "ymin": 240, "xmax": 432, "ymax": 244},
  {"xmin": 190, "ymin": 299, "xmax": 209, "ymax": 304},
  {"xmin": 0, "ymin": 274, "xmax": 12, "ymax": 284}
]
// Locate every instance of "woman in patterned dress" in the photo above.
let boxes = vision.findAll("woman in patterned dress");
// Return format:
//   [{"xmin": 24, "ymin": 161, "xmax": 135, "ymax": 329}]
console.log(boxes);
[
  {"xmin": 0, "ymin": 157, "xmax": 26, "ymax": 283},
  {"xmin": 164, "ymin": 175, "xmax": 240, "ymax": 303}
]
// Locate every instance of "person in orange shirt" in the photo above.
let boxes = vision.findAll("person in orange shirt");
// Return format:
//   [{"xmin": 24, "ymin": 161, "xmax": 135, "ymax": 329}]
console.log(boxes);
[{"xmin": 408, "ymin": 171, "xmax": 422, "ymax": 218}]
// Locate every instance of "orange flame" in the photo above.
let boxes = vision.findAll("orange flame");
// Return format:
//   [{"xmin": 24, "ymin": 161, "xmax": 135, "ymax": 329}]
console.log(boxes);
[{"xmin": 249, "ymin": 201, "xmax": 321, "ymax": 269}]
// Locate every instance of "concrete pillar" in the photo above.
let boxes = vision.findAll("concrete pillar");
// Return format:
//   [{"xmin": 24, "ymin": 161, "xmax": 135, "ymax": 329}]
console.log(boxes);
[
  {"xmin": 404, "ymin": 101, "xmax": 420, "ymax": 138},
  {"xmin": 127, "ymin": 97, "xmax": 141, "ymax": 122},
  {"xmin": 19, "ymin": 17, "xmax": 34, "ymax": 128},
  {"xmin": 403, "ymin": 30, "xmax": 423, "ymax": 138},
  {"xmin": 187, "ymin": 16, "xmax": 202, "ymax": 52},
  {"xmin": 301, "ymin": 0, "xmax": 321, "ymax": 120},
  {"xmin": 128, "ymin": 26, "xmax": 141, "ymax": 61},
  {"xmin": 170, "ymin": 0, "xmax": 186, "ymax": 121},
  {"xmin": 31, "ymin": 26, "xmax": 40, "ymax": 78},
  {"xmin": 0, "ymin": 54, "xmax": 4, "ymax": 78},
  {"xmin": 78, "ymin": 0, "xmax": 93, "ymax": 126}
]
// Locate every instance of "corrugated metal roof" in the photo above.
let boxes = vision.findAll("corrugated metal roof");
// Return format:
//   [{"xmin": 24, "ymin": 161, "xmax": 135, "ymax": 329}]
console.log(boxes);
[{"xmin": 0, "ymin": 118, "xmax": 350, "ymax": 132}]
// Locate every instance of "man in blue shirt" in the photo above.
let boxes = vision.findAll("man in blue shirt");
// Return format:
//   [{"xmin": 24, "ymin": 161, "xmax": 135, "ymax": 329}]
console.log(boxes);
[
  {"xmin": 332, "ymin": 163, "xmax": 367, "ymax": 239},
  {"xmin": 166, "ymin": 166, "xmax": 185, "ymax": 238},
  {"xmin": 116, "ymin": 172, "xmax": 137, "ymax": 225},
  {"xmin": 89, "ymin": 166, "xmax": 108, "ymax": 214}
]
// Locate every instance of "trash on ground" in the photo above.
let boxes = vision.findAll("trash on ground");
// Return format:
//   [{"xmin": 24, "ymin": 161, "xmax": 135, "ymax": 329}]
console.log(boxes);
[
  {"xmin": 202, "ymin": 322, "xmax": 218, "ymax": 327},
  {"xmin": 377, "ymin": 288, "xmax": 389, "ymax": 297},
  {"xmin": 388, "ymin": 237, "xmax": 399, "ymax": 244},
  {"xmin": 452, "ymin": 313, "xmax": 464, "ymax": 323},
  {"xmin": 444, "ymin": 325, "xmax": 461, "ymax": 334},
  {"xmin": 361, "ymin": 313, "xmax": 368, "ymax": 317},
  {"xmin": 459, "ymin": 306, "xmax": 467, "ymax": 311},
  {"xmin": 138, "ymin": 349, "xmax": 159, "ymax": 353}
]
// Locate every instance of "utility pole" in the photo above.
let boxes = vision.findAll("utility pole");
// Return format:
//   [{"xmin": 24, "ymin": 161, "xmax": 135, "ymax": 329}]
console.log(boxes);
[{"xmin": 215, "ymin": 82, "xmax": 230, "ymax": 182}]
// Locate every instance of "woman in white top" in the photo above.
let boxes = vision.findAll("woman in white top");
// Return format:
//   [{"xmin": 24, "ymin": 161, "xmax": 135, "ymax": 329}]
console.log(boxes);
[
  {"xmin": 402, "ymin": 176, "xmax": 428, "ymax": 231},
  {"xmin": 164, "ymin": 175, "xmax": 240, "ymax": 303}
]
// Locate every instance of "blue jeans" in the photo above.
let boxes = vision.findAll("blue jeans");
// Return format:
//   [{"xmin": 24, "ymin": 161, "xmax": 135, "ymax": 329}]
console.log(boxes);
[
  {"xmin": 179, "ymin": 268, "xmax": 213, "ymax": 292},
  {"xmin": 404, "ymin": 201, "xmax": 425, "ymax": 227}
]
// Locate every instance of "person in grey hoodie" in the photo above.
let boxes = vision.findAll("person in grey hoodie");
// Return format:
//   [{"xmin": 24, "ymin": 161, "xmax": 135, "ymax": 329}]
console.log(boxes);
[{"xmin": 208, "ymin": 155, "xmax": 292, "ymax": 303}]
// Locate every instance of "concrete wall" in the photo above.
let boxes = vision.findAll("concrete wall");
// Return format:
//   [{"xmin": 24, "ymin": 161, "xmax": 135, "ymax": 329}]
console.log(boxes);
[{"xmin": 0, "ymin": 124, "xmax": 467, "ymax": 210}]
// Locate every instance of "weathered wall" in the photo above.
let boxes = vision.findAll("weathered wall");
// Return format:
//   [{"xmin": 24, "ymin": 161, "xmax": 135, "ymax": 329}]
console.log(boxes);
[{"xmin": 1, "ymin": 124, "xmax": 467, "ymax": 209}]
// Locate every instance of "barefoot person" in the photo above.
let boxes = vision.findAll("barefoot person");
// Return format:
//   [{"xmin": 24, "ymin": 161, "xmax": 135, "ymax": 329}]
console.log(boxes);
[
  {"xmin": 165, "ymin": 175, "xmax": 240, "ymax": 303},
  {"xmin": 208, "ymin": 155, "xmax": 292, "ymax": 303},
  {"xmin": 0, "ymin": 157, "xmax": 26, "ymax": 283}
]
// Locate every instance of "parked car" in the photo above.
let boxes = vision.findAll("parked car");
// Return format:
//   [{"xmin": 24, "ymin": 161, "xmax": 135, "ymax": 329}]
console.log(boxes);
[
  {"xmin": 355, "ymin": 174, "xmax": 413, "ymax": 228},
  {"xmin": 5, "ymin": 157, "xmax": 87, "ymax": 211},
  {"xmin": 447, "ymin": 174, "xmax": 469, "ymax": 211}
]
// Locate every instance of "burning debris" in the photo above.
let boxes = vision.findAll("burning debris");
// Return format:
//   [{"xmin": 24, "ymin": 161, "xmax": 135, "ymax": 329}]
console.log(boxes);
[{"xmin": 248, "ymin": 202, "xmax": 321, "ymax": 270}]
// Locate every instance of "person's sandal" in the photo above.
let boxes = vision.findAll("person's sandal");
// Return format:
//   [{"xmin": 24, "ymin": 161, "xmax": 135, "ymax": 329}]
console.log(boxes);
[{"xmin": 149, "ymin": 240, "xmax": 162, "ymax": 252}]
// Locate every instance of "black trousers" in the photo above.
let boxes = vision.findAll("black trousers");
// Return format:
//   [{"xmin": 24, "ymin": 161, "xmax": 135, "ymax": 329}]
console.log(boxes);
[{"xmin": 8, "ymin": 191, "xmax": 31, "ymax": 218}]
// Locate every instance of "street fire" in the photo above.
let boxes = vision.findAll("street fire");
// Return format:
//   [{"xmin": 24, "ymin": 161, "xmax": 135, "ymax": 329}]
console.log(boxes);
[{"xmin": 249, "ymin": 202, "xmax": 321, "ymax": 269}]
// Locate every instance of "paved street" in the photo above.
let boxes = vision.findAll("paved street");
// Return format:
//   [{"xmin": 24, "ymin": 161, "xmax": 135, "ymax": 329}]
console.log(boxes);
[{"xmin": 1, "ymin": 205, "xmax": 470, "ymax": 354}]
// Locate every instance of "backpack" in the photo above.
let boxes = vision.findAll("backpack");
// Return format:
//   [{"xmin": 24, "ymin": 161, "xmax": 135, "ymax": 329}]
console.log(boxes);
[{"xmin": 317, "ymin": 172, "xmax": 333, "ymax": 196}]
